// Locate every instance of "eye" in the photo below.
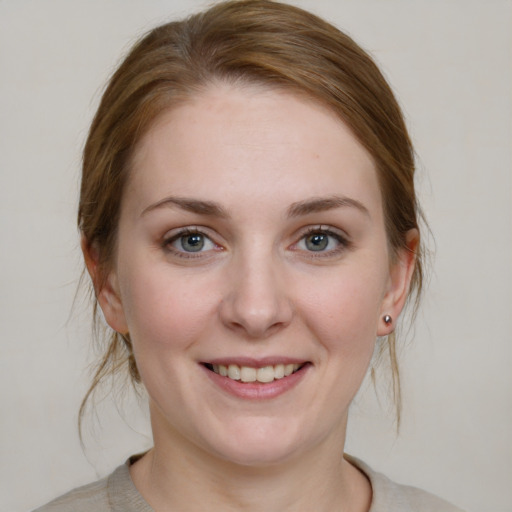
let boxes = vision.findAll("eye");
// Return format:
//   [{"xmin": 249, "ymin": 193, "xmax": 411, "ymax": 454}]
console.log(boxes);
[
  {"xmin": 176, "ymin": 233, "xmax": 209, "ymax": 252},
  {"xmin": 164, "ymin": 229, "xmax": 218, "ymax": 255},
  {"xmin": 294, "ymin": 227, "xmax": 349, "ymax": 255},
  {"xmin": 303, "ymin": 232, "xmax": 331, "ymax": 251}
]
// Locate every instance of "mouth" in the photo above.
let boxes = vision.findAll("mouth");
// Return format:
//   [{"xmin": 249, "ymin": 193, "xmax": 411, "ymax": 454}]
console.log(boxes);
[{"xmin": 202, "ymin": 362, "xmax": 307, "ymax": 383}]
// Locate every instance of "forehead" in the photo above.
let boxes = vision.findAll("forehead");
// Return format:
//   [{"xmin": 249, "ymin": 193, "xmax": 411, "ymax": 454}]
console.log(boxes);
[{"xmin": 126, "ymin": 84, "xmax": 381, "ymax": 217}]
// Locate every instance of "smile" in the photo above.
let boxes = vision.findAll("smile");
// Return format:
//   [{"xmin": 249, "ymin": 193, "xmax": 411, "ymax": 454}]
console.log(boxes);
[
  {"xmin": 201, "ymin": 360, "xmax": 310, "ymax": 399},
  {"xmin": 205, "ymin": 363, "xmax": 303, "ymax": 383}
]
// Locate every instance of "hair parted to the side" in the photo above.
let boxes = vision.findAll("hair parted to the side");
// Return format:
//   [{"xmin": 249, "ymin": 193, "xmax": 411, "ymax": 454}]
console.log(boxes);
[{"xmin": 79, "ymin": 0, "xmax": 425, "ymax": 430}]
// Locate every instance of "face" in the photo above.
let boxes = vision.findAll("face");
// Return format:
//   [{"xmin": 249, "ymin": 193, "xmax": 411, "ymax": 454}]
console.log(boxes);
[{"xmin": 95, "ymin": 84, "xmax": 413, "ymax": 467}]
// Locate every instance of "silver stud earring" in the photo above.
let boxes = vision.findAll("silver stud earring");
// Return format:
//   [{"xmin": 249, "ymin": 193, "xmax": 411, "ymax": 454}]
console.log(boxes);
[{"xmin": 383, "ymin": 314, "xmax": 392, "ymax": 325}]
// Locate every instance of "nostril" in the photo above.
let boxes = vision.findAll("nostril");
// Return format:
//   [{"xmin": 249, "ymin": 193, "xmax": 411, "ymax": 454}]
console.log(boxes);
[
  {"xmin": 228, "ymin": 320, "xmax": 287, "ymax": 340},
  {"xmin": 218, "ymin": 278, "xmax": 294, "ymax": 338}
]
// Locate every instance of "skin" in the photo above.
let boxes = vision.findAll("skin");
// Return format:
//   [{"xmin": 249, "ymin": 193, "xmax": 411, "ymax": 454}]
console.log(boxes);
[{"xmin": 86, "ymin": 84, "xmax": 417, "ymax": 512}]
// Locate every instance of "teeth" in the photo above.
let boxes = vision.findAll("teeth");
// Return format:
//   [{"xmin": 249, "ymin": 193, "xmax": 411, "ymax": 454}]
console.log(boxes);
[
  {"xmin": 240, "ymin": 366, "xmax": 256, "ymax": 382},
  {"xmin": 274, "ymin": 364, "xmax": 285, "ymax": 379},
  {"xmin": 211, "ymin": 363, "xmax": 302, "ymax": 383},
  {"xmin": 228, "ymin": 364, "xmax": 241, "ymax": 380},
  {"xmin": 257, "ymin": 366, "xmax": 275, "ymax": 383}
]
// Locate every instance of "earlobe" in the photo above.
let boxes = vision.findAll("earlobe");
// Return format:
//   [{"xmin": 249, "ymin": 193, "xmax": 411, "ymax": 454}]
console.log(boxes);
[
  {"xmin": 377, "ymin": 229, "xmax": 419, "ymax": 336},
  {"xmin": 81, "ymin": 235, "xmax": 129, "ymax": 334}
]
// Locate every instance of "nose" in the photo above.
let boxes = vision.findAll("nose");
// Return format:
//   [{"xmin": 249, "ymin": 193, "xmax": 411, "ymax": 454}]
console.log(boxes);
[{"xmin": 219, "ymin": 252, "xmax": 294, "ymax": 339}]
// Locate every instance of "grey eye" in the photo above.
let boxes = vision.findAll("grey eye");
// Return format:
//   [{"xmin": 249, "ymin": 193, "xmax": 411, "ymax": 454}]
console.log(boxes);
[
  {"xmin": 166, "ymin": 229, "xmax": 217, "ymax": 256},
  {"xmin": 305, "ymin": 233, "xmax": 329, "ymax": 251},
  {"xmin": 179, "ymin": 233, "xmax": 205, "ymax": 252}
]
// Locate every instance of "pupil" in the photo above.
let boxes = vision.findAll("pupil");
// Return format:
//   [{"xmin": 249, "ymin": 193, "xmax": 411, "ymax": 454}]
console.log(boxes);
[
  {"xmin": 306, "ymin": 233, "xmax": 328, "ymax": 251},
  {"xmin": 182, "ymin": 234, "xmax": 204, "ymax": 252}
]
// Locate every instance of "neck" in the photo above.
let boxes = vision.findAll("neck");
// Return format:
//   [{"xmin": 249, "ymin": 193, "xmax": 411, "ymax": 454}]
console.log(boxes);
[{"xmin": 130, "ymin": 414, "xmax": 371, "ymax": 512}]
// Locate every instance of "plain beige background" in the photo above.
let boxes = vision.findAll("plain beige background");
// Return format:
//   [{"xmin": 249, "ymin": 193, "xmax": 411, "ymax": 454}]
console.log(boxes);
[{"xmin": 1, "ymin": 1, "xmax": 511, "ymax": 511}]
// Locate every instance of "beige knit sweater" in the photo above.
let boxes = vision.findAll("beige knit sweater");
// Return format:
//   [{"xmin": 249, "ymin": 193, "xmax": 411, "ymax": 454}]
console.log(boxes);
[{"xmin": 34, "ymin": 456, "xmax": 464, "ymax": 512}]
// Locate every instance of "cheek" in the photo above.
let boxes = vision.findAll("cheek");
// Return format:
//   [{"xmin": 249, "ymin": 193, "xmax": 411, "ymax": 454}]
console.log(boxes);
[
  {"xmin": 298, "ymin": 264, "xmax": 387, "ymax": 352},
  {"xmin": 118, "ymin": 263, "xmax": 217, "ymax": 354},
  {"xmin": 119, "ymin": 274, "xmax": 209, "ymax": 397}
]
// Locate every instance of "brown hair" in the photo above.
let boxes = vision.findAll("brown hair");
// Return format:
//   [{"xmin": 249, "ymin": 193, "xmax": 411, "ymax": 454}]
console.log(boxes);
[{"xmin": 79, "ymin": 0, "xmax": 423, "ymax": 426}]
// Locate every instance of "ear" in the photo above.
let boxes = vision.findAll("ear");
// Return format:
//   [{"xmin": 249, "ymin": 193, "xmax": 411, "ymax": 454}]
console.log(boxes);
[
  {"xmin": 377, "ymin": 229, "xmax": 419, "ymax": 336},
  {"xmin": 81, "ymin": 234, "xmax": 129, "ymax": 334}
]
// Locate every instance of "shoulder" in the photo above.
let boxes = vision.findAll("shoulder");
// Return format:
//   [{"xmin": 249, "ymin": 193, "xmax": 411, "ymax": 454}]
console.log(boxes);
[
  {"xmin": 32, "ymin": 473, "xmax": 110, "ymax": 512},
  {"xmin": 33, "ymin": 462, "xmax": 152, "ymax": 512},
  {"xmin": 346, "ymin": 455, "xmax": 465, "ymax": 512}
]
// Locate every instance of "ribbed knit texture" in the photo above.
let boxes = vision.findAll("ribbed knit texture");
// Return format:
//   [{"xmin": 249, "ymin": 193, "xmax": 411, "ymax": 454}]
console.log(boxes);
[{"xmin": 34, "ymin": 455, "xmax": 464, "ymax": 511}]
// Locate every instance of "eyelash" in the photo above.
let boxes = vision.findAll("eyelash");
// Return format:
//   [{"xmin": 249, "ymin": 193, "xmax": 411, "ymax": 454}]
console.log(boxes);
[
  {"xmin": 162, "ymin": 227, "xmax": 221, "ymax": 259},
  {"xmin": 293, "ymin": 226, "xmax": 351, "ymax": 258},
  {"xmin": 162, "ymin": 225, "xmax": 351, "ymax": 260}
]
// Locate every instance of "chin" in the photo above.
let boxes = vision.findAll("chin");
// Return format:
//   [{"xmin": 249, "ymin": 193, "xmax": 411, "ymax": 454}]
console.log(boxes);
[
  {"xmin": 215, "ymin": 441, "xmax": 302, "ymax": 468},
  {"xmin": 200, "ymin": 418, "xmax": 315, "ymax": 468}
]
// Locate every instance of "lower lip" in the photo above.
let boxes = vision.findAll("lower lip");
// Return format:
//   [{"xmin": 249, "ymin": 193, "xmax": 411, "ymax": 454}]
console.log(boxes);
[{"xmin": 201, "ymin": 364, "xmax": 310, "ymax": 400}]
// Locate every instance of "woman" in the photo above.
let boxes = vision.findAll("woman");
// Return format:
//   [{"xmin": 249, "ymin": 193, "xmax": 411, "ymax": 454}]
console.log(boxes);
[{"xmin": 36, "ymin": 1, "xmax": 463, "ymax": 510}]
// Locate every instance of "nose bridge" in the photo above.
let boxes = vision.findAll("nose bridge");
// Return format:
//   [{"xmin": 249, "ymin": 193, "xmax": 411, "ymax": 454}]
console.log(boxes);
[{"xmin": 220, "ymin": 242, "xmax": 293, "ymax": 338}]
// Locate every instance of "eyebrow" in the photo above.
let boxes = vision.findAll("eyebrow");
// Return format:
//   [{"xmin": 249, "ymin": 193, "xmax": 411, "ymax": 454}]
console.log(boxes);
[
  {"xmin": 141, "ymin": 196, "xmax": 229, "ymax": 218},
  {"xmin": 141, "ymin": 194, "xmax": 369, "ymax": 219},
  {"xmin": 286, "ymin": 195, "xmax": 370, "ymax": 218}
]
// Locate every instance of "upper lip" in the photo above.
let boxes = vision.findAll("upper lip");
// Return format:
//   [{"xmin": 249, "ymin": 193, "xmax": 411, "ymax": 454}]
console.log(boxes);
[{"xmin": 202, "ymin": 357, "xmax": 309, "ymax": 368}]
